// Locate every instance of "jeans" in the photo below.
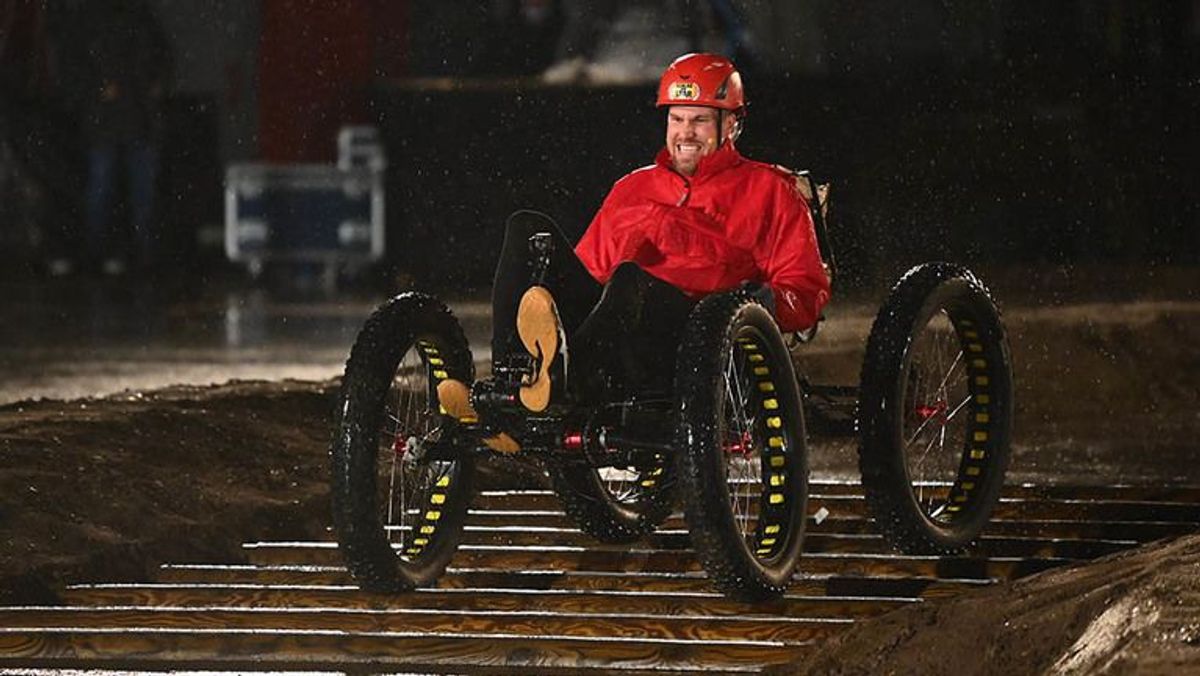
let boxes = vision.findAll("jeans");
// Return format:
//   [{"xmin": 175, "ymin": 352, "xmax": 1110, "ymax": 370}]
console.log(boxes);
[{"xmin": 84, "ymin": 140, "xmax": 159, "ymax": 263}]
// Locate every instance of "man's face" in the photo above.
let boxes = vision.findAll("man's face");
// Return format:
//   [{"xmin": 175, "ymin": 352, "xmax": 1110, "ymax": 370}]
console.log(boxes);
[{"xmin": 666, "ymin": 105, "xmax": 733, "ymax": 176}]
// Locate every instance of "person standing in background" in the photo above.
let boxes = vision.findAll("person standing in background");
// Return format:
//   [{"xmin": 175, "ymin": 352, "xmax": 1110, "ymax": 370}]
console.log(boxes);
[{"xmin": 75, "ymin": 0, "xmax": 171, "ymax": 276}]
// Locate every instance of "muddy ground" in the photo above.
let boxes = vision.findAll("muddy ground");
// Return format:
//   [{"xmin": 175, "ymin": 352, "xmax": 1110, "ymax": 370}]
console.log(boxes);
[{"xmin": 1, "ymin": 264, "xmax": 1198, "ymax": 673}]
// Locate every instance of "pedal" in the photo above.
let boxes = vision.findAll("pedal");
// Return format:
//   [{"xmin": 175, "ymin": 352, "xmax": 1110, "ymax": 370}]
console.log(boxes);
[
  {"xmin": 492, "ymin": 350, "xmax": 534, "ymax": 377},
  {"xmin": 471, "ymin": 378, "xmax": 521, "ymax": 418}
]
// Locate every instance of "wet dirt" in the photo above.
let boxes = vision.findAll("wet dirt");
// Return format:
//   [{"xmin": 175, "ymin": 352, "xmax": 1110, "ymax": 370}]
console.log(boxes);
[{"xmin": 1, "ymin": 264, "xmax": 1198, "ymax": 673}]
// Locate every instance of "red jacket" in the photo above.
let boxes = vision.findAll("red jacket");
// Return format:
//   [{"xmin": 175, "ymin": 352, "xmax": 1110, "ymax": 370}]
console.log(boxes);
[{"xmin": 575, "ymin": 143, "xmax": 831, "ymax": 332}]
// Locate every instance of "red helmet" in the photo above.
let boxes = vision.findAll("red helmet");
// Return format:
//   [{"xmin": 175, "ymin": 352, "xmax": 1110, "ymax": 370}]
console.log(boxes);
[{"xmin": 656, "ymin": 53, "xmax": 745, "ymax": 111}]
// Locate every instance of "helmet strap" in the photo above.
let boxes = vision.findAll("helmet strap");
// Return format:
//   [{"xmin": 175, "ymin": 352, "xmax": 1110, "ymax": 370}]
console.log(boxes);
[{"xmin": 718, "ymin": 110, "xmax": 744, "ymax": 147}]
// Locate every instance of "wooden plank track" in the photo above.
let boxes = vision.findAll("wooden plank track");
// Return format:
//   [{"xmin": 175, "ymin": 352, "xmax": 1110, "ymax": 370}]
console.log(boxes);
[{"xmin": 1, "ymin": 480, "xmax": 1197, "ymax": 674}]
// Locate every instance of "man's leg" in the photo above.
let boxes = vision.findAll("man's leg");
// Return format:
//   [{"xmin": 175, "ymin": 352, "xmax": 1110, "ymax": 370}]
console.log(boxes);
[
  {"xmin": 490, "ymin": 209, "xmax": 600, "ymax": 362},
  {"xmin": 572, "ymin": 262, "xmax": 695, "ymax": 402},
  {"xmin": 439, "ymin": 211, "xmax": 600, "ymax": 446}
]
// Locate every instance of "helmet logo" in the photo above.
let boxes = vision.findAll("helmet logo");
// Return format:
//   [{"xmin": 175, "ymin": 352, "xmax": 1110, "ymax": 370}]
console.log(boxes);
[{"xmin": 668, "ymin": 81, "xmax": 700, "ymax": 101}]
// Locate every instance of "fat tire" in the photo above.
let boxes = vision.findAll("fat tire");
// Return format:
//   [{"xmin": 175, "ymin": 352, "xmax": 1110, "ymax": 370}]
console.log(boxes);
[
  {"xmin": 330, "ymin": 292, "xmax": 475, "ymax": 592},
  {"xmin": 857, "ymin": 262, "xmax": 1013, "ymax": 555},
  {"xmin": 675, "ymin": 292, "xmax": 808, "ymax": 601},
  {"xmin": 548, "ymin": 457, "xmax": 676, "ymax": 543}
]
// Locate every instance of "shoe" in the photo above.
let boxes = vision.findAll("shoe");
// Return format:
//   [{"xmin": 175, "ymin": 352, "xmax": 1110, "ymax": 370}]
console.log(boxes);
[
  {"xmin": 584, "ymin": 59, "xmax": 650, "ymax": 85},
  {"xmin": 541, "ymin": 56, "xmax": 586, "ymax": 85},
  {"xmin": 516, "ymin": 286, "xmax": 566, "ymax": 412},
  {"xmin": 436, "ymin": 379, "xmax": 520, "ymax": 453}
]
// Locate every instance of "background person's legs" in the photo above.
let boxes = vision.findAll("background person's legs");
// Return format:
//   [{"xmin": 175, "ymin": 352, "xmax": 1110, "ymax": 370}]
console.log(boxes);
[
  {"xmin": 84, "ymin": 143, "xmax": 118, "ymax": 269},
  {"xmin": 126, "ymin": 139, "xmax": 160, "ymax": 268}
]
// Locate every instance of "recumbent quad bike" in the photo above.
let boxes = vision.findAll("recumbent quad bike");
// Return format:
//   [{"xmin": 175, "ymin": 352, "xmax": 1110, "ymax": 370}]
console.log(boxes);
[{"xmin": 329, "ymin": 173, "xmax": 1014, "ymax": 601}]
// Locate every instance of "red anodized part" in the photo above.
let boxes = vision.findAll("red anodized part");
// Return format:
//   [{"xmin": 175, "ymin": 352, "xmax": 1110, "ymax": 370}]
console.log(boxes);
[{"xmin": 914, "ymin": 399, "xmax": 948, "ymax": 423}]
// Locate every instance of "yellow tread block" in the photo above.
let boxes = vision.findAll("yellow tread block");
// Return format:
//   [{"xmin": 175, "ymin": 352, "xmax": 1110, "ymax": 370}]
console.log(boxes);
[
  {"xmin": 430, "ymin": 494, "xmax": 446, "ymax": 505},
  {"xmin": 770, "ymin": 474, "xmax": 785, "ymax": 486},
  {"xmin": 966, "ymin": 467, "xmax": 981, "ymax": 476},
  {"xmin": 975, "ymin": 413, "xmax": 990, "ymax": 423},
  {"xmin": 763, "ymin": 398, "xmax": 779, "ymax": 410},
  {"xmin": 972, "ymin": 358, "xmax": 987, "ymax": 369},
  {"xmin": 428, "ymin": 357, "xmax": 444, "ymax": 366},
  {"xmin": 769, "ymin": 455, "xmax": 786, "ymax": 467},
  {"xmin": 425, "ymin": 510, "xmax": 441, "ymax": 521},
  {"xmin": 769, "ymin": 493, "xmax": 784, "ymax": 504},
  {"xmin": 748, "ymin": 353, "xmax": 765, "ymax": 363},
  {"xmin": 975, "ymin": 375, "xmax": 990, "ymax": 386},
  {"xmin": 962, "ymin": 482, "xmax": 975, "ymax": 491},
  {"xmin": 970, "ymin": 449, "xmax": 986, "ymax": 459},
  {"xmin": 420, "ymin": 525, "xmax": 435, "ymax": 535},
  {"xmin": 436, "ymin": 476, "xmax": 451, "ymax": 487},
  {"xmin": 758, "ymin": 382, "xmax": 776, "ymax": 392},
  {"xmin": 767, "ymin": 416, "xmax": 782, "ymax": 428},
  {"xmin": 973, "ymin": 431, "xmax": 988, "ymax": 442},
  {"xmin": 768, "ymin": 436, "xmax": 785, "ymax": 448},
  {"xmin": 976, "ymin": 394, "xmax": 991, "ymax": 404},
  {"xmin": 760, "ymin": 538, "xmax": 777, "ymax": 546},
  {"xmin": 765, "ymin": 525, "xmax": 780, "ymax": 534},
  {"xmin": 968, "ymin": 343, "xmax": 983, "ymax": 353},
  {"xmin": 432, "ymin": 369, "xmax": 449, "ymax": 379}
]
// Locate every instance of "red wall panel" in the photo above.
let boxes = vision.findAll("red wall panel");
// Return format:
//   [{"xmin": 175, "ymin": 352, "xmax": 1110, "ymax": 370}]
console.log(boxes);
[{"xmin": 258, "ymin": 0, "xmax": 384, "ymax": 162}]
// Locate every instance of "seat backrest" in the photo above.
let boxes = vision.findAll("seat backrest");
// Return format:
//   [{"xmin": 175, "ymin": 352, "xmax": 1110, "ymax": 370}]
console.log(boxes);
[{"xmin": 785, "ymin": 168, "xmax": 836, "ymax": 281}]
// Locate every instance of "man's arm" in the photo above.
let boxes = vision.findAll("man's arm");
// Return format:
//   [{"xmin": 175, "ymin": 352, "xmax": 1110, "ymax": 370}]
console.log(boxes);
[
  {"xmin": 575, "ymin": 176, "xmax": 674, "ymax": 285},
  {"xmin": 754, "ymin": 178, "xmax": 831, "ymax": 333}
]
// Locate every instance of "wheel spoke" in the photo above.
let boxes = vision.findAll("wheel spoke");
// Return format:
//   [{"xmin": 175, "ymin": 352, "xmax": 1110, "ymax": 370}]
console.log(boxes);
[
  {"xmin": 375, "ymin": 344, "xmax": 454, "ymax": 558},
  {"xmin": 899, "ymin": 313, "xmax": 971, "ymax": 516},
  {"xmin": 943, "ymin": 394, "xmax": 972, "ymax": 423}
]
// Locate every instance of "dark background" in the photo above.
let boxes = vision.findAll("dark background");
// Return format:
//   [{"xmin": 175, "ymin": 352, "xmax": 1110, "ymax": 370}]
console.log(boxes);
[{"xmin": 2, "ymin": 1, "xmax": 1196, "ymax": 294}]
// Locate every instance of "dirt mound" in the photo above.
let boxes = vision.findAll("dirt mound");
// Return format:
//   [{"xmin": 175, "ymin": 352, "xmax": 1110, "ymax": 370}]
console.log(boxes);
[
  {"xmin": 787, "ymin": 534, "xmax": 1200, "ymax": 675},
  {"xmin": 0, "ymin": 380, "xmax": 337, "ymax": 604}
]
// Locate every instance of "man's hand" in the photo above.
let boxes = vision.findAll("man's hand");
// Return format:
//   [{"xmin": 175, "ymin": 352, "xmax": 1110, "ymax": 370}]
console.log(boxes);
[{"xmin": 738, "ymin": 281, "xmax": 777, "ymax": 317}]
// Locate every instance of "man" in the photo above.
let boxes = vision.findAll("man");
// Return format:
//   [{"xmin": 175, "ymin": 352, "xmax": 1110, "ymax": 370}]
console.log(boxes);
[
  {"xmin": 440, "ymin": 53, "xmax": 830, "ymax": 449},
  {"xmin": 575, "ymin": 52, "xmax": 830, "ymax": 334}
]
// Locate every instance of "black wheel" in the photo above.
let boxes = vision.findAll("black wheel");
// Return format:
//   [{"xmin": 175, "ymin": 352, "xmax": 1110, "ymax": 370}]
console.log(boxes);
[
  {"xmin": 330, "ymin": 292, "xmax": 476, "ymax": 592},
  {"xmin": 548, "ymin": 436, "xmax": 676, "ymax": 544},
  {"xmin": 857, "ymin": 262, "xmax": 1013, "ymax": 554},
  {"xmin": 675, "ymin": 292, "xmax": 808, "ymax": 601}
]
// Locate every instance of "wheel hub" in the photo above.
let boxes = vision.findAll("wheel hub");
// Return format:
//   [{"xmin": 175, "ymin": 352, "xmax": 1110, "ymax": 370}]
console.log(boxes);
[
  {"xmin": 393, "ymin": 434, "xmax": 423, "ymax": 461},
  {"xmin": 914, "ymin": 400, "xmax": 948, "ymax": 424},
  {"xmin": 725, "ymin": 430, "xmax": 754, "ymax": 457}
]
